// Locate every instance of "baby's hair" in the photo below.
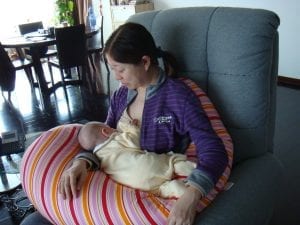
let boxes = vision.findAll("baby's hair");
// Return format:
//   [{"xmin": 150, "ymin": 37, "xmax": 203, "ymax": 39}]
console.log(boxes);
[{"xmin": 78, "ymin": 122, "xmax": 106, "ymax": 150}]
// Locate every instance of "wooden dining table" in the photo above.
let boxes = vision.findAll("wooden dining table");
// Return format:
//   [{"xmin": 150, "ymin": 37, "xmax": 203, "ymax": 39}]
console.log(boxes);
[
  {"xmin": 1, "ymin": 35, "xmax": 56, "ymax": 99},
  {"xmin": 1, "ymin": 28, "xmax": 99, "ymax": 100}
]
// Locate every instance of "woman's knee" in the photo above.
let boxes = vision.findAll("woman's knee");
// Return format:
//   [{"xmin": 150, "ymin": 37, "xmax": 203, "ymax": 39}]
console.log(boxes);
[{"xmin": 20, "ymin": 211, "xmax": 52, "ymax": 225}]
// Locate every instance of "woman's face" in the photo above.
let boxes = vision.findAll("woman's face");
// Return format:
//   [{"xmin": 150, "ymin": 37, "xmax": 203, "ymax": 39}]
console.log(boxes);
[{"xmin": 106, "ymin": 54, "xmax": 151, "ymax": 90}]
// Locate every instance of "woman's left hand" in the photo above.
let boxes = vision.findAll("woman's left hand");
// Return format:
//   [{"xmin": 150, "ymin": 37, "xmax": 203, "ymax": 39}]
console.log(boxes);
[{"xmin": 166, "ymin": 186, "xmax": 203, "ymax": 225}]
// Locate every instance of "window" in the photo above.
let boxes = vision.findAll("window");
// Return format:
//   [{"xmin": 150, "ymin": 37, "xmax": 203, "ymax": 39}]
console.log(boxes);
[{"xmin": 0, "ymin": 0, "xmax": 56, "ymax": 39}]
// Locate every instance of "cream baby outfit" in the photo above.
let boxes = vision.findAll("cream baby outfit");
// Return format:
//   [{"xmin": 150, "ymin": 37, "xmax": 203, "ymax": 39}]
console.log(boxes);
[{"xmin": 93, "ymin": 109, "xmax": 196, "ymax": 198}]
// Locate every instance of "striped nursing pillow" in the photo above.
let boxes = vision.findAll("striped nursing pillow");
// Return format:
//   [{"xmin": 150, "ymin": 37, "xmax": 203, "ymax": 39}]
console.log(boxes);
[{"xmin": 20, "ymin": 78, "xmax": 233, "ymax": 224}]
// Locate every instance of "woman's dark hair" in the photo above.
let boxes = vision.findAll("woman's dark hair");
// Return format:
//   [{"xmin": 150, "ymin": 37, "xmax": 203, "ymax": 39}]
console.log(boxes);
[{"xmin": 103, "ymin": 22, "xmax": 179, "ymax": 77}]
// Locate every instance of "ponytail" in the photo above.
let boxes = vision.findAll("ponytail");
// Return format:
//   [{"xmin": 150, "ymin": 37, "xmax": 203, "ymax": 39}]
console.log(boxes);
[{"xmin": 156, "ymin": 47, "xmax": 179, "ymax": 78}]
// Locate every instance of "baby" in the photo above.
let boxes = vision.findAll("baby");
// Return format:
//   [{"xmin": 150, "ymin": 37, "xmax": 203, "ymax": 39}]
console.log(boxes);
[{"xmin": 78, "ymin": 121, "xmax": 196, "ymax": 198}]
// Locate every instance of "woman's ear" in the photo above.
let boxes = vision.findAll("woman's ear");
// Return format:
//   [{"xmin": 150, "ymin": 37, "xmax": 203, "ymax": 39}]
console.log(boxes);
[{"xmin": 141, "ymin": 55, "xmax": 151, "ymax": 71}]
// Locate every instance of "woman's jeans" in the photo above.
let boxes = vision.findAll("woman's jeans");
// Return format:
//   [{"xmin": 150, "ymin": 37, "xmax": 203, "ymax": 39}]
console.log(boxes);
[{"xmin": 20, "ymin": 211, "xmax": 52, "ymax": 225}]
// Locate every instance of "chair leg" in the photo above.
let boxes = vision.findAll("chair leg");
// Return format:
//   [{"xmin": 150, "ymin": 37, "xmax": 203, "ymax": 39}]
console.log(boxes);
[
  {"xmin": 8, "ymin": 91, "xmax": 11, "ymax": 102},
  {"xmin": 64, "ymin": 69, "xmax": 72, "ymax": 79},
  {"xmin": 24, "ymin": 67, "xmax": 34, "ymax": 90},
  {"xmin": 1, "ymin": 90, "xmax": 12, "ymax": 103},
  {"xmin": 60, "ymin": 69, "xmax": 65, "ymax": 85},
  {"xmin": 59, "ymin": 68, "xmax": 70, "ymax": 105},
  {"xmin": 76, "ymin": 66, "xmax": 81, "ymax": 80},
  {"xmin": 47, "ymin": 62, "xmax": 55, "ymax": 86}
]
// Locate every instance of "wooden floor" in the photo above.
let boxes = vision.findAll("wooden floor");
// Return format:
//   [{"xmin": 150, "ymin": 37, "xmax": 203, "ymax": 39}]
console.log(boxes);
[
  {"xmin": 0, "ymin": 67, "xmax": 109, "ymax": 224},
  {"xmin": 0, "ymin": 68, "xmax": 109, "ymax": 136}
]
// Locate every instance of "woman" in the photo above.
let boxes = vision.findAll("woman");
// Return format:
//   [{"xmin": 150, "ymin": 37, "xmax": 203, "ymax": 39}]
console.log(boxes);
[{"xmin": 21, "ymin": 22, "xmax": 228, "ymax": 225}]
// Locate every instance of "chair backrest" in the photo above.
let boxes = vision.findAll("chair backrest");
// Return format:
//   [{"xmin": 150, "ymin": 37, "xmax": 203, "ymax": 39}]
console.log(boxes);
[
  {"xmin": 19, "ymin": 21, "xmax": 43, "ymax": 35},
  {"xmin": 54, "ymin": 24, "xmax": 87, "ymax": 69},
  {"xmin": 0, "ymin": 43, "xmax": 16, "ymax": 91},
  {"xmin": 128, "ymin": 7, "xmax": 280, "ymax": 165}
]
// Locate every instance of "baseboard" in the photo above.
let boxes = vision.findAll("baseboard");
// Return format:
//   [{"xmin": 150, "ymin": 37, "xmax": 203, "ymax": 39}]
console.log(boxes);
[{"xmin": 278, "ymin": 76, "xmax": 300, "ymax": 88}]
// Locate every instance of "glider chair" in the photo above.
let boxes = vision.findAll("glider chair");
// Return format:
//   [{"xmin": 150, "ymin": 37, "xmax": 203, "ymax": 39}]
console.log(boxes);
[
  {"xmin": 127, "ymin": 7, "xmax": 282, "ymax": 225},
  {"xmin": 20, "ymin": 7, "xmax": 282, "ymax": 225}
]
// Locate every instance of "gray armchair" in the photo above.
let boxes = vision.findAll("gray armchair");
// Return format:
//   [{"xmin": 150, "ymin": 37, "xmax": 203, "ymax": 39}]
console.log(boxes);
[{"xmin": 129, "ymin": 7, "xmax": 282, "ymax": 225}]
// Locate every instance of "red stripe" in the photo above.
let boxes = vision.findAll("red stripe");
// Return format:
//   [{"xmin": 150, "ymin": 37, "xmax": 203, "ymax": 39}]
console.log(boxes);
[
  {"xmin": 40, "ymin": 127, "xmax": 77, "ymax": 223},
  {"xmin": 102, "ymin": 176, "xmax": 114, "ymax": 225},
  {"xmin": 198, "ymin": 93, "xmax": 207, "ymax": 97},
  {"xmin": 136, "ymin": 190, "xmax": 157, "ymax": 225},
  {"xmin": 69, "ymin": 198, "xmax": 80, "ymax": 225}
]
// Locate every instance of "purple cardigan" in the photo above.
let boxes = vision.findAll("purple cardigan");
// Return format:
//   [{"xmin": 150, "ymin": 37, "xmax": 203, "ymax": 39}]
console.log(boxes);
[{"xmin": 77, "ymin": 71, "xmax": 228, "ymax": 195}]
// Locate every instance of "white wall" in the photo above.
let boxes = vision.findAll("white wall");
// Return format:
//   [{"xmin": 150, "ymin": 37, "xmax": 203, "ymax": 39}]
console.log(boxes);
[
  {"xmin": 102, "ymin": 0, "xmax": 300, "ymax": 79},
  {"xmin": 152, "ymin": 0, "xmax": 300, "ymax": 79}
]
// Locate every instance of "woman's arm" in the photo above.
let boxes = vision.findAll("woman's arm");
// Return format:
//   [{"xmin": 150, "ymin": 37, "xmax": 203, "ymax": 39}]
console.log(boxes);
[
  {"xmin": 183, "ymin": 90, "xmax": 228, "ymax": 195},
  {"xmin": 58, "ymin": 158, "xmax": 89, "ymax": 199},
  {"xmin": 58, "ymin": 87, "xmax": 126, "ymax": 200},
  {"xmin": 167, "ymin": 84, "xmax": 228, "ymax": 224},
  {"xmin": 59, "ymin": 151, "xmax": 101, "ymax": 199}
]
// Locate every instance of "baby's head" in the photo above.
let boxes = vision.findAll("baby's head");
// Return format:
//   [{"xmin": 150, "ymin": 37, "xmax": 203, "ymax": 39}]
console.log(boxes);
[{"xmin": 78, "ymin": 122, "xmax": 116, "ymax": 150}]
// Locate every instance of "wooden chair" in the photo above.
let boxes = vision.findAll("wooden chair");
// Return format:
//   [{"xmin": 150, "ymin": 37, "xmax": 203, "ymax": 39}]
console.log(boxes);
[
  {"xmin": 18, "ymin": 21, "xmax": 43, "ymax": 35},
  {"xmin": 0, "ymin": 42, "xmax": 34, "ymax": 101},
  {"xmin": 47, "ymin": 24, "xmax": 87, "ymax": 88}
]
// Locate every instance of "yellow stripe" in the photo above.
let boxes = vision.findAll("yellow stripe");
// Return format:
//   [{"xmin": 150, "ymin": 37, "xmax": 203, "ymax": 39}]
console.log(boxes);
[
  {"xmin": 202, "ymin": 104, "xmax": 214, "ymax": 110},
  {"xmin": 216, "ymin": 130, "xmax": 227, "ymax": 135},
  {"xmin": 51, "ymin": 142, "xmax": 80, "ymax": 225},
  {"xmin": 81, "ymin": 173, "xmax": 95, "ymax": 225},
  {"xmin": 148, "ymin": 194, "xmax": 169, "ymax": 218},
  {"xmin": 28, "ymin": 129, "xmax": 61, "ymax": 207},
  {"xmin": 200, "ymin": 197, "xmax": 211, "ymax": 206},
  {"xmin": 116, "ymin": 184, "xmax": 132, "ymax": 225}
]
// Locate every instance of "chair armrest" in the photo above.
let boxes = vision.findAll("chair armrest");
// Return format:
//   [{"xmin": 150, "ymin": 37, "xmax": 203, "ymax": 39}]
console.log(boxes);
[{"xmin": 194, "ymin": 154, "xmax": 283, "ymax": 225}]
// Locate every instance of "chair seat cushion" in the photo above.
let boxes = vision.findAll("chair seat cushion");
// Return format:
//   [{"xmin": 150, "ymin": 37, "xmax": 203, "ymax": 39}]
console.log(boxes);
[{"xmin": 20, "ymin": 78, "xmax": 233, "ymax": 224}]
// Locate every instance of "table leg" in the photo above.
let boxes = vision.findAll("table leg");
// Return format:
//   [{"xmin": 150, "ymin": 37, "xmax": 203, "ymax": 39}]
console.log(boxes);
[{"xmin": 30, "ymin": 47, "xmax": 49, "ymax": 98}]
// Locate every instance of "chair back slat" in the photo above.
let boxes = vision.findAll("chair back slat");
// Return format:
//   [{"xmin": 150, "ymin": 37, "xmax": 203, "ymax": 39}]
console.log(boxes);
[
  {"xmin": 18, "ymin": 21, "xmax": 43, "ymax": 35},
  {"xmin": 54, "ymin": 24, "xmax": 87, "ymax": 69}
]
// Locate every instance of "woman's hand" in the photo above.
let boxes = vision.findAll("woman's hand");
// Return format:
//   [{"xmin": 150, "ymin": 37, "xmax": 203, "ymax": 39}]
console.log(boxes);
[
  {"xmin": 58, "ymin": 159, "xmax": 89, "ymax": 199},
  {"xmin": 166, "ymin": 186, "xmax": 203, "ymax": 225}
]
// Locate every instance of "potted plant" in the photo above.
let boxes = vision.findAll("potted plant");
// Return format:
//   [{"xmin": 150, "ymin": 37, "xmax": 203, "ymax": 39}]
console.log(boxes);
[{"xmin": 55, "ymin": 0, "xmax": 75, "ymax": 26}]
